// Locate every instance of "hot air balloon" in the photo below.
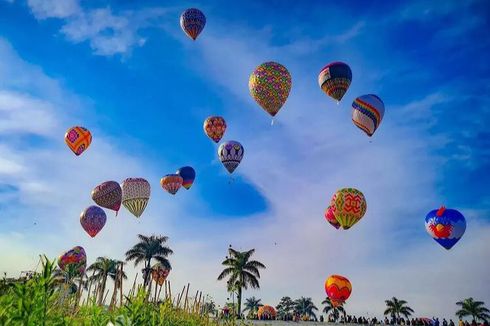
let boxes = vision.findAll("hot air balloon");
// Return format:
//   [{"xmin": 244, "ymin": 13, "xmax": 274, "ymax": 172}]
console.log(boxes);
[
  {"xmin": 425, "ymin": 206, "xmax": 466, "ymax": 250},
  {"xmin": 318, "ymin": 62, "xmax": 352, "ymax": 102},
  {"xmin": 352, "ymin": 94, "xmax": 385, "ymax": 137},
  {"xmin": 160, "ymin": 174, "xmax": 183, "ymax": 195},
  {"xmin": 325, "ymin": 206, "xmax": 341, "ymax": 229},
  {"xmin": 80, "ymin": 206, "xmax": 106, "ymax": 237},
  {"xmin": 91, "ymin": 181, "xmax": 122, "ymax": 215},
  {"xmin": 257, "ymin": 305, "xmax": 277, "ymax": 319},
  {"xmin": 65, "ymin": 126, "xmax": 92, "ymax": 156},
  {"xmin": 121, "ymin": 178, "xmax": 150, "ymax": 218},
  {"xmin": 58, "ymin": 246, "xmax": 87, "ymax": 275},
  {"xmin": 176, "ymin": 166, "xmax": 196, "ymax": 190},
  {"xmin": 325, "ymin": 275, "xmax": 352, "ymax": 307},
  {"xmin": 218, "ymin": 141, "xmax": 244, "ymax": 174},
  {"xmin": 249, "ymin": 62, "xmax": 292, "ymax": 119},
  {"xmin": 203, "ymin": 116, "xmax": 227, "ymax": 143},
  {"xmin": 329, "ymin": 188, "xmax": 367, "ymax": 230},
  {"xmin": 180, "ymin": 8, "xmax": 206, "ymax": 40},
  {"xmin": 151, "ymin": 263, "xmax": 170, "ymax": 286}
]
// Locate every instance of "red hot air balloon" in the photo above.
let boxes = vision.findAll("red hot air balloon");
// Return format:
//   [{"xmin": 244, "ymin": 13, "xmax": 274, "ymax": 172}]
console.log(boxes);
[
  {"xmin": 325, "ymin": 275, "xmax": 352, "ymax": 307},
  {"xmin": 91, "ymin": 181, "xmax": 122, "ymax": 215}
]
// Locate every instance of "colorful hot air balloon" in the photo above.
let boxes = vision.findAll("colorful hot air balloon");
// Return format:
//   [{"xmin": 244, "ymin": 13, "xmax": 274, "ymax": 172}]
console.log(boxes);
[
  {"xmin": 425, "ymin": 206, "xmax": 466, "ymax": 250},
  {"xmin": 91, "ymin": 181, "xmax": 122, "ymax": 215},
  {"xmin": 180, "ymin": 8, "xmax": 206, "ymax": 40},
  {"xmin": 325, "ymin": 275, "xmax": 352, "ymax": 307},
  {"xmin": 151, "ymin": 263, "xmax": 170, "ymax": 286},
  {"xmin": 329, "ymin": 188, "xmax": 367, "ymax": 230},
  {"xmin": 160, "ymin": 174, "xmax": 183, "ymax": 195},
  {"xmin": 325, "ymin": 206, "xmax": 341, "ymax": 229},
  {"xmin": 65, "ymin": 126, "xmax": 92, "ymax": 156},
  {"xmin": 176, "ymin": 166, "xmax": 196, "ymax": 190},
  {"xmin": 218, "ymin": 141, "xmax": 244, "ymax": 174},
  {"xmin": 121, "ymin": 178, "xmax": 151, "ymax": 218},
  {"xmin": 249, "ymin": 62, "xmax": 292, "ymax": 118},
  {"xmin": 58, "ymin": 246, "xmax": 87, "ymax": 275},
  {"xmin": 80, "ymin": 206, "xmax": 106, "ymax": 238},
  {"xmin": 352, "ymin": 94, "xmax": 385, "ymax": 137},
  {"xmin": 257, "ymin": 305, "xmax": 277, "ymax": 319},
  {"xmin": 318, "ymin": 62, "xmax": 352, "ymax": 102},
  {"xmin": 203, "ymin": 116, "xmax": 227, "ymax": 143}
]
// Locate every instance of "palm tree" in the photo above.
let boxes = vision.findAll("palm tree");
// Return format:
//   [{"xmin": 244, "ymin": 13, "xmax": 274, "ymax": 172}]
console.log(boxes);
[
  {"xmin": 243, "ymin": 296, "xmax": 263, "ymax": 318},
  {"xmin": 217, "ymin": 247, "xmax": 266, "ymax": 318},
  {"xmin": 202, "ymin": 300, "xmax": 217, "ymax": 316},
  {"xmin": 322, "ymin": 297, "xmax": 345, "ymax": 322},
  {"xmin": 384, "ymin": 297, "xmax": 414, "ymax": 319},
  {"xmin": 109, "ymin": 261, "xmax": 127, "ymax": 308},
  {"xmin": 87, "ymin": 257, "xmax": 121, "ymax": 305},
  {"xmin": 125, "ymin": 234, "xmax": 173, "ymax": 288},
  {"xmin": 294, "ymin": 297, "xmax": 318, "ymax": 321},
  {"xmin": 456, "ymin": 298, "xmax": 490, "ymax": 322},
  {"xmin": 276, "ymin": 296, "xmax": 295, "ymax": 321}
]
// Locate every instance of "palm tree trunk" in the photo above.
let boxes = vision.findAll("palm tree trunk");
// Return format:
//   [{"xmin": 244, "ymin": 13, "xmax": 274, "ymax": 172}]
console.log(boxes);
[
  {"xmin": 110, "ymin": 277, "xmax": 118, "ymax": 309},
  {"xmin": 98, "ymin": 275, "xmax": 108, "ymax": 305},
  {"xmin": 237, "ymin": 286, "xmax": 242, "ymax": 318}
]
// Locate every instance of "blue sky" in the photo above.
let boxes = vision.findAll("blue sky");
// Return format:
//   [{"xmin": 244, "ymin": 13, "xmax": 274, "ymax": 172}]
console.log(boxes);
[{"xmin": 0, "ymin": 0, "xmax": 489, "ymax": 319}]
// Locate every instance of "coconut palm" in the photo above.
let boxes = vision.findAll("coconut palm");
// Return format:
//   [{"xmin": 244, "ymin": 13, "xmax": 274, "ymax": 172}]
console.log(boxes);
[
  {"xmin": 384, "ymin": 297, "xmax": 414, "ymax": 319},
  {"xmin": 243, "ymin": 296, "xmax": 263, "ymax": 318},
  {"xmin": 125, "ymin": 234, "xmax": 173, "ymax": 288},
  {"xmin": 294, "ymin": 297, "xmax": 318, "ymax": 320},
  {"xmin": 456, "ymin": 298, "xmax": 490, "ymax": 322},
  {"xmin": 217, "ymin": 247, "xmax": 266, "ymax": 318},
  {"xmin": 109, "ymin": 261, "xmax": 127, "ymax": 308},
  {"xmin": 322, "ymin": 297, "xmax": 345, "ymax": 322},
  {"xmin": 276, "ymin": 296, "xmax": 295, "ymax": 321},
  {"xmin": 87, "ymin": 257, "xmax": 121, "ymax": 305}
]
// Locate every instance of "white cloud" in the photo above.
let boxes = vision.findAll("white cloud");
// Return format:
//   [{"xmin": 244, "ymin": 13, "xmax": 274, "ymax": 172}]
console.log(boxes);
[{"xmin": 27, "ymin": 0, "xmax": 81, "ymax": 19}]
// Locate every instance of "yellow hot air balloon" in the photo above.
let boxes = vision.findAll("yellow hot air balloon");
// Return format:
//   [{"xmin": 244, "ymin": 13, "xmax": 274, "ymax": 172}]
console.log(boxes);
[
  {"xmin": 329, "ymin": 188, "xmax": 367, "ymax": 229},
  {"xmin": 121, "ymin": 178, "xmax": 151, "ymax": 218}
]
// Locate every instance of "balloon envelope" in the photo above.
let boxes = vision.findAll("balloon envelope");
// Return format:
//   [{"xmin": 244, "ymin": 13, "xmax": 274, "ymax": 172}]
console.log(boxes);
[
  {"xmin": 160, "ymin": 174, "xmax": 183, "ymax": 195},
  {"xmin": 325, "ymin": 275, "xmax": 352, "ymax": 306},
  {"xmin": 257, "ymin": 305, "xmax": 277, "ymax": 319},
  {"xmin": 91, "ymin": 181, "xmax": 122, "ymax": 214},
  {"xmin": 80, "ymin": 206, "xmax": 106, "ymax": 237},
  {"xmin": 58, "ymin": 246, "xmax": 87, "ymax": 275},
  {"xmin": 425, "ymin": 206, "xmax": 466, "ymax": 250},
  {"xmin": 65, "ymin": 126, "xmax": 92, "ymax": 156},
  {"xmin": 249, "ymin": 62, "xmax": 292, "ymax": 117},
  {"xmin": 180, "ymin": 8, "xmax": 206, "ymax": 40},
  {"xmin": 318, "ymin": 62, "xmax": 352, "ymax": 102},
  {"xmin": 218, "ymin": 141, "xmax": 244, "ymax": 174},
  {"xmin": 176, "ymin": 166, "xmax": 196, "ymax": 190},
  {"xmin": 203, "ymin": 116, "xmax": 227, "ymax": 143},
  {"xmin": 151, "ymin": 263, "xmax": 170, "ymax": 286},
  {"xmin": 329, "ymin": 188, "xmax": 367, "ymax": 230},
  {"xmin": 325, "ymin": 206, "xmax": 341, "ymax": 229},
  {"xmin": 121, "ymin": 178, "xmax": 151, "ymax": 218},
  {"xmin": 352, "ymin": 94, "xmax": 385, "ymax": 137}
]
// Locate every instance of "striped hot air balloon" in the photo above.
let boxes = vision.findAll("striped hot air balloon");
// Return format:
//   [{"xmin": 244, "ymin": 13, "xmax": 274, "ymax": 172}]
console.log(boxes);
[
  {"xmin": 318, "ymin": 62, "xmax": 352, "ymax": 102},
  {"xmin": 160, "ymin": 174, "xmax": 183, "ymax": 195},
  {"xmin": 352, "ymin": 94, "xmax": 385, "ymax": 137},
  {"xmin": 176, "ymin": 166, "xmax": 196, "ymax": 190},
  {"xmin": 121, "ymin": 178, "xmax": 151, "ymax": 218}
]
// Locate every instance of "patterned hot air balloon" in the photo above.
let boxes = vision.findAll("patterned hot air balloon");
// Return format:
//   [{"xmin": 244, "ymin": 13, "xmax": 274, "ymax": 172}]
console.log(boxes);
[
  {"xmin": 329, "ymin": 188, "xmax": 367, "ymax": 230},
  {"xmin": 65, "ymin": 126, "xmax": 92, "ymax": 156},
  {"xmin": 425, "ymin": 206, "xmax": 466, "ymax": 250},
  {"xmin": 325, "ymin": 206, "xmax": 341, "ymax": 229},
  {"xmin": 249, "ymin": 62, "xmax": 292, "ymax": 118},
  {"xmin": 257, "ymin": 305, "xmax": 277, "ymax": 319},
  {"xmin": 176, "ymin": 166, "xmax": 196, "ymax": 190},
  {"xmin": 218, "ymin": 141, "xmax": 244, "ymax": 174},
  {"xmin": 58, "ymin": 246, "xmax": 87, "ymax": 275},
  {"xmin": 352, "ymin": 94, "xmax": 385, "ymax": 137},
  {"xmin": 80, "ymin": 206, "xmax": 106, "ymax": 237},
  {"xmin": 203, "ymin": 116, "xmax": 227, "ymax": 143},
  {"xmin": 151, "ymin": 263, "xmax": 170, "ymax": 286},
  {"xmin": 91, "ymin": 181, "xmax": 122, "ymax": 215},
  {"xmin": 160, "ymin": 174, "xmax": 183, "ymax": 195},
  {"xmin": 121, "ymin": 178, "xmax": 151, "ymax": 218},
  {"xmin": 318, "ymin": 62, "xmax": 352, "ymax": 102},
  {"xmin": 180, "ymin": 8, "xmax": 206, "ymax": 40},
  {"xmin": 325, "ymin": 275, "xmax": 352, "ymax": 307}
]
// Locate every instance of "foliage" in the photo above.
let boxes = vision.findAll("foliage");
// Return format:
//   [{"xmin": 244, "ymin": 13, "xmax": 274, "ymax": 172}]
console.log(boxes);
[
  {"xmin": 243, "ymin": 296, "xmax": 263, "ymax": 318},
  {"xmin": 276, "ymin": 296, "xmax": 295, "ymax": 320},
  {"xmin": 456, "ymin": 298, "xmax": 490, "ymax": 322},
  {"xmin": 322, "ymin": 297, "xmax": 345, "ymax": 322},
  {"xmin": 384, "ymin": 297, "xmax": 414, "ymax": 318},
  {"xmin": 294, "ymin": 296, "xmax": 318, "ymax": 320}
]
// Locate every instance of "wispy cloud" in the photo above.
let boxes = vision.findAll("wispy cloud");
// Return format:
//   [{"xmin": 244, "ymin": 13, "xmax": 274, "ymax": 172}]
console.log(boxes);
[{"xmin": 27, "ymin": 0, "xmax": 81, "ymax": 19}]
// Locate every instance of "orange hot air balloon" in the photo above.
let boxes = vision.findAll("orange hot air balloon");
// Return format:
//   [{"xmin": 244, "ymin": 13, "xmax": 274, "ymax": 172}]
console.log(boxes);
[
  {"xmin": 65, "ymin": 126, "xmax": 92, "ymax": 156},
  {"xmin": 325, "ymin": 275, "xmax": 352, "ymax": 307},
  {"xmin": 160, "ymin": 174, "xmax": 183, "ymax": 195},
  {"xmin": 151, "ymin": 263, "xmax": 170, "ymax": 286},
  {"xmin": 257, "ymin": 305, "xmax": 277, "ymax": 319},
  {"xmin": 203, "ymin": 116, "xmax": 227, "ymax": 143}
]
